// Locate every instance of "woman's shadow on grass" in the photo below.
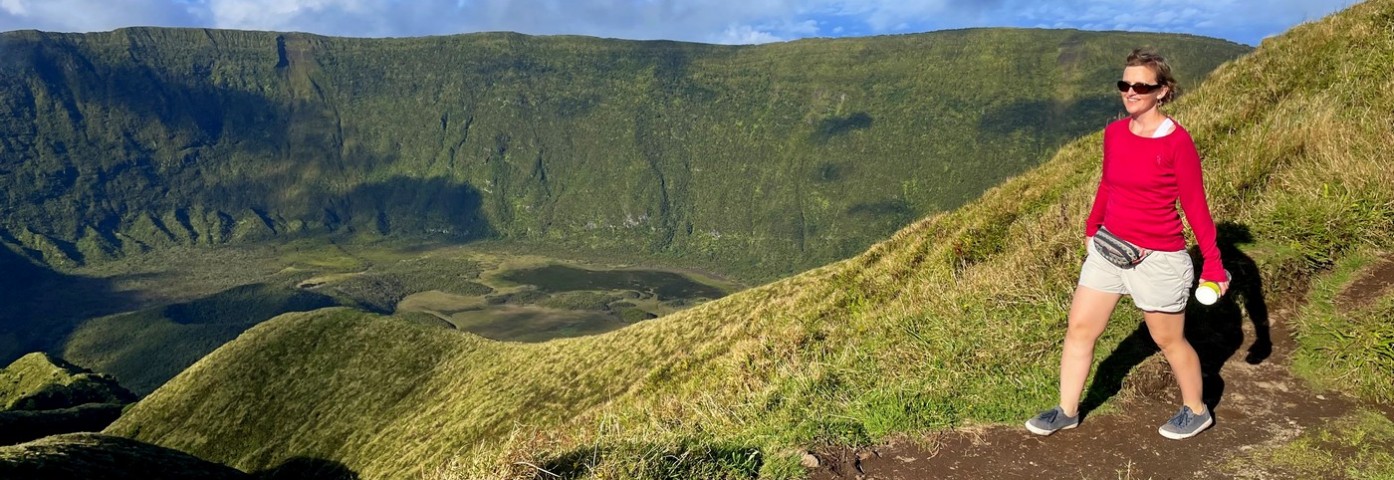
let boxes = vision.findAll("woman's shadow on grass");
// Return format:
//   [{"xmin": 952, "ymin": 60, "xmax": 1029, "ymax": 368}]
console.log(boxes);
[{"xmin": 1079, "ymin": 222, "xmax": 1272, "ymax": 416}]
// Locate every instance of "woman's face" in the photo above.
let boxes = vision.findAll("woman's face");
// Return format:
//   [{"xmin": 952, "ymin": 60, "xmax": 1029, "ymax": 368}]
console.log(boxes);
[{"xmin": 1120, "ymin": 65, "xmax": 1168, "ymax": 117}]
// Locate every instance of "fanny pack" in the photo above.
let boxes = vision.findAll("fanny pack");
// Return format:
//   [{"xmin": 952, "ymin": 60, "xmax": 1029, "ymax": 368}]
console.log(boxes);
[{"xmin": 1093, "ymin": 227, "xmax": 1151, "ymax": 268}]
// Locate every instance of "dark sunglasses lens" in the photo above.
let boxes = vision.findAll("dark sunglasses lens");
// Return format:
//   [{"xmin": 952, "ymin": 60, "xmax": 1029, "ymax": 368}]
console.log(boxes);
[{"xmin": 1117, "ymin": 81, "xmax": 1156, "ymax": 94}]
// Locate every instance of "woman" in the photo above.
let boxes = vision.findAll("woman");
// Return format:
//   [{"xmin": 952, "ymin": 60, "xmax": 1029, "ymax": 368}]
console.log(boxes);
[{"xmin": 1025, "ymin": 48, "xmax": 1228, "ymax": 440}]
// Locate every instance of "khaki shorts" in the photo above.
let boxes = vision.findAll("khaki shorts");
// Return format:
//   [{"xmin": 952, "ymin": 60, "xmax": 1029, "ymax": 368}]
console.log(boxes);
[{"xmin": 1079, "ymin": 238, "xmax": 1194, "ymax": 312}]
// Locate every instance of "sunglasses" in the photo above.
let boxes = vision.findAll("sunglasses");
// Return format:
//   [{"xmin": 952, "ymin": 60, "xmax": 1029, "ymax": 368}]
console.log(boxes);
[{"xmin": 1117, "ymin": 81, "xmax": 1163, "ymax": 94}]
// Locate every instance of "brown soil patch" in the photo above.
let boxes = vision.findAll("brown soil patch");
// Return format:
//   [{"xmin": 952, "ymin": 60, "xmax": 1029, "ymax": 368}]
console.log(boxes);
[
  {"xmin": 808, "ymin": 307, "xmax": 1376, "ymax": 480},
  {"xmin": 1336, "ymin": 257, "xmax": 1394, "ymax": 310}
]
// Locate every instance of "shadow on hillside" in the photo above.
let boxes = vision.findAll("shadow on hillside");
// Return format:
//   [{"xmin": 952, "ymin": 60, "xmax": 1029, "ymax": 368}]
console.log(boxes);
[
  {"xmin": 0, "ymin": 432, "xmax": 249, "ymax": 480},
  {"xmin": 0, "ymin": 241, "xmax": 139, "ymax": 366},
  {"xmin": 0, "ymin": 403, "xmax": 127, "ymax": 447},
  {"xmin": 165, "ymin": 284, "xmax": 339, "ymax": 326},
  {"xmin": 12, "ymin": 35, "xmax": 495, "ymax": 255},
  {"xmin": 67, "ymin": 282, "xmax": 345, "ymax": 396},
  {"xmin": 254, "ymin": 457, "xmax": 359, "ymax": 480},
  {"xmin": 811, "ymin": 112, "xmax": 874, "ymax": 143},
  {"xmin": 12, "ymin": 35, "xmax": 297, "ymax": 254},
  {"xmin": 315, "ymin": 176, "xmax": 494, "ymax": 239},
  {"xmin": 23, "ymin": 32, "xmax": 294, "ymax": 161},
  {"xmin": 1081, "ymin": 222, "xmax": 1271, "ymax": 415},
  {"xmin": 979, "ymin": 95, "xmax": 1117, "ymax": 148}
]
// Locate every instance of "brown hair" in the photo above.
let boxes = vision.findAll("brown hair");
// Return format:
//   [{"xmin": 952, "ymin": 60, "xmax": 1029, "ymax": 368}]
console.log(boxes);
[{"xmin": 1127, "ymin": 48, "xmax": 1180, "ymax": 104}]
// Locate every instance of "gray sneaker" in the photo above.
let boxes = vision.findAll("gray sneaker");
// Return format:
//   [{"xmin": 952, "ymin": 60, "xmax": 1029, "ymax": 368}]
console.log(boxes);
[
  {"xmin": 1025, "ymin": 406, "xmax": 1079, "ymax": 436},
  {"xmin": 1158, "ymin": 406, "xmax": 1214, "ymax": 440}
]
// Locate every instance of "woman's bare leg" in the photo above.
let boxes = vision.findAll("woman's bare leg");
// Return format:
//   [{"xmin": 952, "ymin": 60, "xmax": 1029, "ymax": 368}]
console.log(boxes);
[
  {"xmin": 1143, "ymin": 310, "xmax": 1205, "ymax": 413},
  {"xmin": 1059, "ymin": 285, "xmax": 1123, "ymax": 416}
]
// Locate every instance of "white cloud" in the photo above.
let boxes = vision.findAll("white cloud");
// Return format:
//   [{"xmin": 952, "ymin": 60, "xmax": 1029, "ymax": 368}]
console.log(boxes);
[
  {"xmin": 1, "ymin": 0, "xmax": 27, "ymax": 16},
  {"xmin": 208, "ymin": 0, "xmax": 361, "ymax": 30},
  {"xmin": 716, "ymin": 24, "xmax": 784, "ymax": 44},
  {"xmin": 710, "ymin": 18, "xmax": 818, "ymax": 44}
]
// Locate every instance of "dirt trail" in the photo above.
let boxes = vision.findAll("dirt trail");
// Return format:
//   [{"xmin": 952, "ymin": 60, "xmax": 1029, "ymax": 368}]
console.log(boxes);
[
  {"xmin": 809, "ymin": 293, "xmax": 1388, "ymax": 479},
  {"xmin": 813, "ymin": 361, "xmax": 1353, "ymax": 479}
]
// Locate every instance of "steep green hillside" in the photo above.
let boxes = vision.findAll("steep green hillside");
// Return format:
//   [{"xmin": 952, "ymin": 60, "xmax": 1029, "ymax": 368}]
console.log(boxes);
[
  {"xmin": 0, "ymin": 27, "xmax": 1246, "ymax": 281},
  {"xmin": 109, "ymin": 3, "xmax": 1391, "ymax": 479}
]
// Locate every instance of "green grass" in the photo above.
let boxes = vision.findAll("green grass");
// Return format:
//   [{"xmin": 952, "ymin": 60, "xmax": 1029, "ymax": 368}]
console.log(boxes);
[
  {"xmin": 0, "ymin": 27, "xmax": 1248, "ymax": 283},
  {"xmin": 1291, "ymin": 251, "xmax": 1394, "ymax": 403},
  {"xmin": 1222, "ymin": 409, "xmax": 1394, "ymax": 479}
]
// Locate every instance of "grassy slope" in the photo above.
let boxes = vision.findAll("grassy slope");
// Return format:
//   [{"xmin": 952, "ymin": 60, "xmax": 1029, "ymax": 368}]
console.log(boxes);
[
  {"xmin": 0, "ymin": 27, "xmax": 1246, "ymax": 281},
  {"xmin": 109, "ymin": 2, "xmax": 1393, "ymax": 479}
]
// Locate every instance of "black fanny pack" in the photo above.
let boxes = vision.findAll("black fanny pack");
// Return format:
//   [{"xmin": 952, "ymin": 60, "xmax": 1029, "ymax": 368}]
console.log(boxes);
[{"xmin": 1093, "ymin": 227, "xmax": 1150, "ymax": 267}]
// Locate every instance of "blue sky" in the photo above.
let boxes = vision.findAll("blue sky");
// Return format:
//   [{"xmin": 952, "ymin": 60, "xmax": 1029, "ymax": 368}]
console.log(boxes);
[{"xmin": 0, "ymin": 0, "xmax": 1361, "ymax": 46}]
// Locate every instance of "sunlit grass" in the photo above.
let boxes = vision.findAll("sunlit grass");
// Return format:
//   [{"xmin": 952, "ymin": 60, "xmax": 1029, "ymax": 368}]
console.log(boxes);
[{"xmin": 1223, "ymin": 409, "xmax": 1394, "ymax": 479}]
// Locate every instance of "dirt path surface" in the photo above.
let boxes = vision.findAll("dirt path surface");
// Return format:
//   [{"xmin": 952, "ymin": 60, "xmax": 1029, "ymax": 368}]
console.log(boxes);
[
  {"xmin": 808, "ymin": 299, "xmax": 1386, "ymax": 480},
  {"xmin": 1337, "ymin": 259, "xmax": 1394, "ymax": 310}
]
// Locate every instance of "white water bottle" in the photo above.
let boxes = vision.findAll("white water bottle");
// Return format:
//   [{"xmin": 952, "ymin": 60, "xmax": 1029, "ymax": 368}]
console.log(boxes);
[{"xmin": 1195, "ymin": 269, "xmax": 1231, "ymax": 305}]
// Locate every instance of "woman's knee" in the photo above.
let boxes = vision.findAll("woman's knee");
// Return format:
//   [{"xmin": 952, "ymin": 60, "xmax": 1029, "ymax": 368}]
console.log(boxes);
[
  {"xmin": 1149, "ymin": 330, "xmax": 1182, "ymax": 349},
  {"xmin": 1144, "ymin": 311, "xmax": 1187, "ymax": 348},
  {"xmin": 1148, "ymin": 327, "xmax": 1195, "ymax": 351},
  {"xmin": 1065, "ymin": 317, "xmax": 1106, "ymax": 344}
]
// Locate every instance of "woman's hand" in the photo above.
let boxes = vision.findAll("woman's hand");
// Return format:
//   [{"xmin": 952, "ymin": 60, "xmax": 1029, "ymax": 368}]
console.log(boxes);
[{"xmin": 1202, "ymin": 271, "xmax": 1231, "ymax": 297}]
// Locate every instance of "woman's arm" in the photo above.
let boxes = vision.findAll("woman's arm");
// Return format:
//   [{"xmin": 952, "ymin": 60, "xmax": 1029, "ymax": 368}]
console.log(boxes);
[
  {"xmin": 1085, "ymin": 131, "xmax": 1109, "ymax": 238},
  {"xmin": 1085, "ymin": 181, "xmax": 1108, "ymax": 239},
  {"xmin": 1175, "ymin": 132, "xmax": 1226, "ymax": 283}
]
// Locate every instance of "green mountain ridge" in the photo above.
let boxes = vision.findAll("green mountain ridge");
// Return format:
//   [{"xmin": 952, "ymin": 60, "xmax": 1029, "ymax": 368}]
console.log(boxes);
[
  {"xmin": 0, "ymin": 26, "xmax": 1248, "ymax": 281},
  {"xmin": 102, "ymin": 2, "xmax": 1393, "ymax": 479},
  {"xmin": 0, "ymin": 352, "xmax": 133, "ymax": 411}
]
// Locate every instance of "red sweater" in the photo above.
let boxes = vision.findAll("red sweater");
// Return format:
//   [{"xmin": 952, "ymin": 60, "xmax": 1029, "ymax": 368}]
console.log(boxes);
[{"xmin": 1086, "ymin": 118, "xmax": 1225, "ymax": 282}]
